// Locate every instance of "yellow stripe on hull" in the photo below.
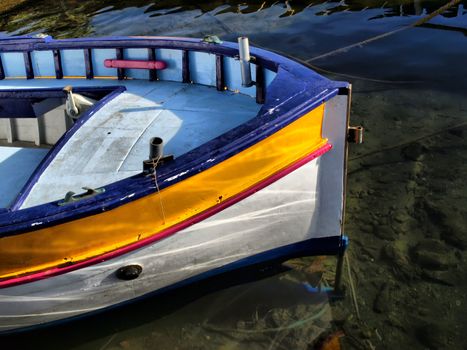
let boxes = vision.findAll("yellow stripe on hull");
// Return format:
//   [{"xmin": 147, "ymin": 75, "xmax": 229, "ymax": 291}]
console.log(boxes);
[{"xmin": 0, "ymin": 103, "xmax": 326, "ymax": 279}]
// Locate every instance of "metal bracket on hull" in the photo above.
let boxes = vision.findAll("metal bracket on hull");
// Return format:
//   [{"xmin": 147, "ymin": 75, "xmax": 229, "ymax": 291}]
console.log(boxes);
[
  {"xmin": 58, "ymin": 187, "xmax": 105, "ymax": 206},
  {"xmin": 348, "ymin": 126, "xmax": 364, "ymax": 144}
]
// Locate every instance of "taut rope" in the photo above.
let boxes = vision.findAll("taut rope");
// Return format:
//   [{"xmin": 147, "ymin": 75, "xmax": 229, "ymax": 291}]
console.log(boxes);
[{"xmin": 306, "ymin": 0, "xmax": 462, "ymax": 63}]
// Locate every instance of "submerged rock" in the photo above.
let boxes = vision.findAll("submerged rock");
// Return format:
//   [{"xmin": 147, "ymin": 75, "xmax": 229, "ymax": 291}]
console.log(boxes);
[
  {"xmin": 421, "ymin": 270, "xmax": 457, "ymax": 286},
  {"xmin": 423, "ymin": 200, "xmax": 446, "ymax": 224},
  {"xmin": 416, "ymin": 323, "xmax": 453, "ymax": 350},
  {"xmin": 381, "ymin": 242, "xmax": 412, "ymax": 279},
  {"xmin": 360, "ymin": 224, "xmax": 373, "ymax": 234},
  {"xmin": 373, "ymin": 283, "xmax": 391, "ymax": 314},
  {"xmin": 412, "ymin": 239, "xmax": 457, "ymax": 271},
  {"xmin": 440, "ymin": 213, "xmax": 467, "ymax": 250},
  {"xmin": 392, "ymin": 211, "xmax": 410, "ymax": 224},
  {"xmin": 402, "ymin": 143, "xmax": 426, "ymax": 161},
  {"xmin": 386, "ymin": 312, "xmax": 405, "ymax": 331},
  {"xmin": 422, "ymin": 201, "xmax": 467, "ymax": 251},
  {"xmin": 448, "ymin": 127, "xmax": 464, "ymax": 138}
]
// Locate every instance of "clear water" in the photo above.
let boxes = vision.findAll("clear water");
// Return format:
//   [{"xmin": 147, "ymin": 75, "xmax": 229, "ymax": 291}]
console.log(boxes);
[{"xmin": 1, "ymin": 1, "xmax": 467, "ymax": 349}]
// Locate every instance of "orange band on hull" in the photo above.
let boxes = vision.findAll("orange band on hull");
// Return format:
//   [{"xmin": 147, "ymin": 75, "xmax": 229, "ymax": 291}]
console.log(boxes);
[{"xmin": 0, "ymin": 103, "xmax": 326, "ymax": 280}]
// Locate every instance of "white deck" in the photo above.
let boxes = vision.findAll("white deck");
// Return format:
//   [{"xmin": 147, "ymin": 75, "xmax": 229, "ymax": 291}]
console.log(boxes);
[{"xmin": 0, "ymin": 80, "xmax": 260, "ymax": 209}]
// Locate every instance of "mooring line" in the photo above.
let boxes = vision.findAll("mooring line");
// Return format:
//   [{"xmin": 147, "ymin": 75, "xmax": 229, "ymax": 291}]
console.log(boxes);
[
  {"xmin": 151, "ymin": 156, "xmax": 167, "ymax": 224},
  {"xmin": 350, "ymin": 120, "xmax": 467, "ymax": 161},
  {"xmin": 306, "ymin": 0, "xmax": 462, "ymax": 63},
  {"xmin": 305, "ymin": 62, "xmax": 423, "ymax": 84},
  {"xmin": 345, "ymin": 254, "xmax": 361, "ymax": 320},
  {"xmin": 249, "ymin": 41, "xmax": 423, "ymax": 85}
]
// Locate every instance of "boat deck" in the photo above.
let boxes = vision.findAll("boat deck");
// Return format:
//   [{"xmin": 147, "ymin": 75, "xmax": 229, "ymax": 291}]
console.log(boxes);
[{"xmin": 0, "ymin": 80, "xmax": 260, "ymax": 209}]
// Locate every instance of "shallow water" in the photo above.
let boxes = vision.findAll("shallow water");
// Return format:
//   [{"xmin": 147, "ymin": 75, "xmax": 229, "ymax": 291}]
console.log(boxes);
[{"xmin": 1, "ymin": 1, "xmax": 467, "ymax": 349}]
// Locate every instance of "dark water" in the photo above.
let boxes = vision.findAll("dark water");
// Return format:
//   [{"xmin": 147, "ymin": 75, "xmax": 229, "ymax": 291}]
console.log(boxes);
[{"xmin": 1, "ymin": 1, "xmax": 467, "ymax": 349}]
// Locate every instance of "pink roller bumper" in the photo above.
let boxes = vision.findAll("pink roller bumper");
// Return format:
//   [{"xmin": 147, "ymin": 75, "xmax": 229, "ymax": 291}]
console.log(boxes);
[{"xmin": 104, "ymin": 59, "xmax": 167, "ymax": 70}]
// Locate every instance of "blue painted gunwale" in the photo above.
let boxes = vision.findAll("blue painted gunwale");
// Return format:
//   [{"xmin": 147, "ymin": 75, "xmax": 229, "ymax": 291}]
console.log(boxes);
[
  {"xmin": 0, "ymin": 36, "xmax": 348, "ymax": 237},
  {"xmin": 0, "ymin": 234, "xmax": 347, "ymax": 336},
  {"xmin": 0, "ymin": 86, "xmax": 122, "ymax": 117}
]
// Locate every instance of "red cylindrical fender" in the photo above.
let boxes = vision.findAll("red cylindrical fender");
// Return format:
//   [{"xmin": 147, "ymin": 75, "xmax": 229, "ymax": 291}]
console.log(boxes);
[{"xmin": 104, "ymin": 59, "xmax": 167, "ymax": 70}]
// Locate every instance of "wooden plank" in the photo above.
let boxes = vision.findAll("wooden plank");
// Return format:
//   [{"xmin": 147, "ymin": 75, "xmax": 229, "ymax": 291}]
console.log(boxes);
[
  {"xmin": 255, "ymin": 65, "xmax": 265, "ymax": 104},
  {"xmin": 34, "ymin": 116, "xmax": 44, "ymax": 146},
  {"xmin": 182, "ymin": 50, "xmax": 190, "ymax": 83},
  {"xmin": 0, "ymin": 55, "xmax": 4, "ymax": 80},
  {"xmin": 84, "ymin": 48, "xmax": 93, "ymax": 79},
  {"xmin": 6, "ymin": 118, "xmax": 15, "ymax": 143},
  {"xmin": 148, "ymin": 48, "xmax": 157, "ymax": 81},
  {"xmin": 116, "ymin": 48, "xmax": 124, "ymax": 80},
  {"xmin": 215, "ymin": 54, "xmax": 224, "ymax": 91},
  {"xmin": 23, "ymin": 51, "xmax": 34, "ymax": 79},
  {"xmin": 53, "ymin": 50, "xmax": 63, "ymax": 79}
]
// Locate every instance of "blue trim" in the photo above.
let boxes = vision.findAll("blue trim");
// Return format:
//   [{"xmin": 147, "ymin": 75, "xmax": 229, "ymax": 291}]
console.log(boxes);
[
  {"xmin": 0, "ymin": 36, "xmax": 348, "ymax": 236},
  {"xmin": 83, "ymin": 48, "xmax": 93, "ymax": 79},
  {"xmin": 0, "ymin": 97, "xmax": 37, "ymax": 118},
  {"xmin": 53, "ymin": 50, "xmax": 63, "ymax": 79},
  {"xmin": 0, "ymin": 87, "xmax": 117, "ymax": 99},
  {"xmin": 0, "ymin": 235, "xmax": 342, "ymax": 336},
  {"xmin": 23, "ymin": 51, "xmax": 34, "ymax": 79},
  {"xmin": 0, "ymin": 87, "xmax": 119, "ymax": 118},
  {"xmin": 8, "ymin": 86, "xmax": 126, "ymax": 211},
  {"xmin": 0, "ymin": 53, "xmax": 4, "ymax": 80},
  {"xmin": 115, "ymin": 48, "xmax": 124, "ymax": 80},
  {"xmin": 148, "ymin": 48, "xmax": 157, "ymax": 81}
]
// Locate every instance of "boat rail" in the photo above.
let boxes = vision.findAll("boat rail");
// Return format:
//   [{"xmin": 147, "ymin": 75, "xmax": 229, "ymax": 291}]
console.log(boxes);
[{"xmin": 0, "ymin": 35, "xmax": 279, "ymax": 104}]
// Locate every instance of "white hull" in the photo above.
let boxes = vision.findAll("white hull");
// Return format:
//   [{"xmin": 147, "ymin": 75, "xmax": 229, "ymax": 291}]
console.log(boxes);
[
  {"xmin": 0, "ymin": 94, "xmax": 348, "ymax": 333},
  {"xmin": 0, "ymin": 35, "xmax": 350, "ymax": 333},
  {"xmin": 0, "ymin": 160, "xmax": 317, "ymax": 331}
]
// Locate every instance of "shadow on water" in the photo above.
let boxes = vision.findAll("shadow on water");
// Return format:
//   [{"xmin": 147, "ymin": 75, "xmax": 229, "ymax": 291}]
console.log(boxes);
[
  {"xmin": 0, "ymin": 263, "xmax": 334, "ymax": 350},
  {"xmin": 0, "ymin": 0, "xmax": 467, "ymax": 349}
]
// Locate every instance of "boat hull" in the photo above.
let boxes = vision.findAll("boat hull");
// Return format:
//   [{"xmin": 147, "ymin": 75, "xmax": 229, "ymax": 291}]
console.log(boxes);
[
  {"xmin": 0, "ymin": 35, "xmax": 350, "ymax": 333},
  {"xmin": 0, "ymin": 158, "xmax": 329, "ymax": 333},
  {"xmin": 0, "ymin": 93, "xmax": 349, "ymax": 333}
]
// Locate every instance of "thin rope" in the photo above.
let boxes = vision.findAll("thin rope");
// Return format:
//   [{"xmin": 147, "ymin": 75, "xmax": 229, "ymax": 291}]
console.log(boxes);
[
  {"xmin": 99, "ymin": 333, "xmax": 117, "ymax": 350},
  {"xmin": 350, "ymin": 120, "xmax": 467, "ymax": 161},
  {"xmin": 151, "ymin": 156, "xmax": 167, "ymax": 224},
  {"xmin": 306, "ymin": 0, "xmax": 462, "ymax": 63},
  {"xmin": 345, "ymin": 254, "xmax": 361, "ymax": 320},
  {"xmin": 306, "ymin": 62, "xmax": 423, "ymax": 84},
  {"xmin": 248, "ymin": 40, "xmax": 424, "ymax": 85}
]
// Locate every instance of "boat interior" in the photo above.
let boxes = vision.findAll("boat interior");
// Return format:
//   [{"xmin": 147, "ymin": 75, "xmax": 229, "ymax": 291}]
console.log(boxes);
[{"xmin": 0, "ymin": 44, "xmax": 276, "ymax": 211}]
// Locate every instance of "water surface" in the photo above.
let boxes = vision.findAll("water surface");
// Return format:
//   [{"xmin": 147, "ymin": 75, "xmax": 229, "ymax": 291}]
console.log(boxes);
[{"xmin": 1, "ymin": 1, "xmax": 466, "ymax": 349}]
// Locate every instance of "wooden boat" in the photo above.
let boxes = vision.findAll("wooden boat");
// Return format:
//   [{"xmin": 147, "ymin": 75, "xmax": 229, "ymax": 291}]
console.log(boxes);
[{"xmin": 0, "ymin": 35, "xmax": 357, "ymax": 333}]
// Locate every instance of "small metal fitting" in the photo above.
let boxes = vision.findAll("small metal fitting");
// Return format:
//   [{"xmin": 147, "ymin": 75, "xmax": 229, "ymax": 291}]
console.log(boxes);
[
  {"xmin": 116, "ymin": 264, "xmax": 143, "ymax": 281},
  {"xmin": 348, "ymin": 126, "xmax": 364, "ymax": 144}
]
